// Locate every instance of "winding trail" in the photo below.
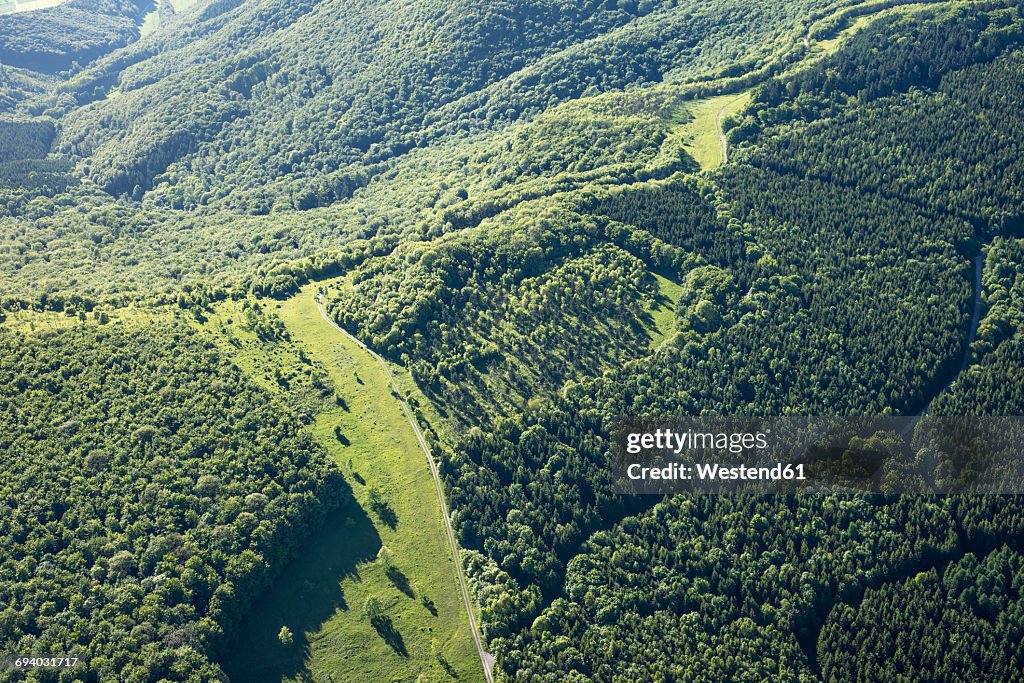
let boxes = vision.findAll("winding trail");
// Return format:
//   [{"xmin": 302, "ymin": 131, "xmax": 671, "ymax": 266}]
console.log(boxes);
[
  {"xmin": 714, "ymin": 92, "xmax": 750, "ymax": 166},
  {"xmin": 316, "ymin": 294, "xmax": 495, "ymax": 683},
  {"xmin": 901, "ymin": 254, "xmax": 984, "ymax": 437}
]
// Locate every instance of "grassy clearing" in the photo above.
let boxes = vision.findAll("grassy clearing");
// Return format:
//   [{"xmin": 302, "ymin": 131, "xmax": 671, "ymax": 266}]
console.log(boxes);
[
  {"xmin": 322, "ymin": 274, "xmax": 457, "ymax": 444},
  {"xmin": 140, "ymin": 10, "xmax": 160, "ymax": 37},
  {"xmin": 677, "ymin": 91, "xmax": 752, "ymax": 170},
  {"xmin": 809, "ymin": 12, "xmax": 877, "ymax": 57},
  {"xmin": 141, "ymin": 0, "xmax": 202, "ymax": 38},
  {"xmin": 209, "ymin": 282, "xmax": 479, "ymax": 683},
  {"xmin": 646, "ymin": 272, "xmax": 684, "ymax": 349},
  {"xmin": 1, "ymin": 309, "xmax": 89, "ymax": 333},
  {"xmin": 0, "ymin": 305, "xmax": 158, "ymax": 334}
]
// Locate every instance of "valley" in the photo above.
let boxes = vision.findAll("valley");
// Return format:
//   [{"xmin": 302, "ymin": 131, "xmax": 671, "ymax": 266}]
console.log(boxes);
[{"xmin": 3, "ymin": 0, "xmax": 1024, "ymax": 681}]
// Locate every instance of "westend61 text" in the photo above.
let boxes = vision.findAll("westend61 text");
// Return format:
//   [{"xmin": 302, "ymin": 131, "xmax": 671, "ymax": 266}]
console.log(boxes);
[{"xmin": 627, "ymin": 462, "xmax": 807, "ymax": 481}]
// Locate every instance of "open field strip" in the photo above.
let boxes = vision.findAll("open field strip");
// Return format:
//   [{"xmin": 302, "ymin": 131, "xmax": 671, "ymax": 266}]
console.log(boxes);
[{"xmin": 203, "ymin": 284, "xmax": 481, "ymax": 682}]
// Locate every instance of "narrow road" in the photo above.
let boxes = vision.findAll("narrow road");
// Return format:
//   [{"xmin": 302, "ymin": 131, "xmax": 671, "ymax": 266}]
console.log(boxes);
[
  {"xmin": 901, "ymin": 254, "xmax": 984, "ymax": 437},
  {"xmin": 715, "ymin": 92, "xmax": 748, "ymax": 166},
  {"xmin": 316, "ymin": 294, "xmax": 495, "ymax": 683}
]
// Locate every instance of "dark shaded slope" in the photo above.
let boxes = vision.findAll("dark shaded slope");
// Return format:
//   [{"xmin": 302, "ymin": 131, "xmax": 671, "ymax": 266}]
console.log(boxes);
[{"xmin": 0, "ymin": 0, "xmax": 150, "ymax": 73}]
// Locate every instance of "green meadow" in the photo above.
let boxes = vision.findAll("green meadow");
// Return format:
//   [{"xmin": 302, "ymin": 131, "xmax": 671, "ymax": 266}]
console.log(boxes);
[{"xmin": 206, "ymin": 283, "xmax": 479, "ymax": 682}]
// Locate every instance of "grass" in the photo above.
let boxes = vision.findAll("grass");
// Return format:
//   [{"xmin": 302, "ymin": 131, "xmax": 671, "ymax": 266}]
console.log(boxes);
[
  {"xmin": 141, "ymin": 0, "xmax": 202, "ymax": 38},
  {"xmin": 0, "ymin": 305, "xmax": 157, "ymax": 334},
  {"xmin": 140, "ymin": 10, "xmax": 161, "ymax": 38},
  {"xmin": 677, "ymin": 91, "xmax": 753, "ymax": 170},
  {"xmin": 646, "ymin": 271, "xmax": 684, "ymax": 349},
  {"xmin": 324, "ymin": 274, "xmax": 459, "ymax": 444},
  {"xmin": 809, "ymin": 12, "xmax": 877, "ymax": 57},
  {"xmin": 208, "ymin": 282, "xmax": 480, "ymax": 683},
  {"xmin": 1, "ymin": 309, "xmax": 87, "ymax": 332}
]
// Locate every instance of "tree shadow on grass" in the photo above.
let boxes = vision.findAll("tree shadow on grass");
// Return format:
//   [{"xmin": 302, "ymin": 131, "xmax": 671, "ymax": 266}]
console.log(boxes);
[
  {"xmin": 373, "ymin": 503, "xmax": 398, "ymax": 529},
  {"xmin": 370, "ymin": 614, "xmax": 408, "ymax": 657},
  {"xmin": 385, "ymin": 564, "xmax": 414, "ymax": 598},
  {"xmin": 436, "ymin": 651, "xmax": 460, "ymax": 679},
  {"xmin": 420, "ymin": 592, "xmax": 438, "ymax": 617},
  {"xmin": 367, "ymin": 489, "xmax": 398, "ymax": 530},
  {"xmin": 220, "ymin": 488, "xmax": 381, "ymax": 682}
]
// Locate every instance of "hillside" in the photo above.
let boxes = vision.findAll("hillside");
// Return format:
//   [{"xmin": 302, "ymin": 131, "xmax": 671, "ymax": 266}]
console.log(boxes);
[
  {"xmin": 0, "ymin": 318, "xmax": 348, "ymax": 679},
  {"xmin": 49, "ymin": 0, "xmax": 839, "ymax": 207},
  {"xmin": 3, "ymin": 1, "xmax": 1024, "ymax": 682},
  {"xmin": 0, "ymin": 0, "xmax": 150, "ymax": 73}
]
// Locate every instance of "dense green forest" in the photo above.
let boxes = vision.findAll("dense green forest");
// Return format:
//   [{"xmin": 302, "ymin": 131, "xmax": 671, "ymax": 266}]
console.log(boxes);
[
  {"xmin": 0, "ymin": 0, "xmax": 851, "ymax": 304},
  {"xmin": 328, "ymin": 201, "xmax": 667, "ymax": 427},
  {"xmin": 0, "ymin": 68, "xmax": 50, "ymax": 114},
  {"xmin": 0, "ymin": 0, "xmax": 150, "ymax": 74},
  {"xmin": 0, "ymin": 321, "xmax": 348, "ymax": 680},
  {"xmin": 3, "ymin": 0, "xmax": 1024, "ymax": 681},
  {"xmin": 48, "ymin": 0, "xmax": 842, "ymax": 208},
  {"xmin": 428, "ymin": 4, "xmax": 1024, "ymax": 680},
  {"xmin": 819, "ymin": 546, "xmax": 1024, "ymax": 681}
]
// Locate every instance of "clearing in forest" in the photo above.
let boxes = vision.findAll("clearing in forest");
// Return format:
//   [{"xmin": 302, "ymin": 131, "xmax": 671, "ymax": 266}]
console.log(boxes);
[
  {"xmin": 209, "ymin": 281, "xmax": 480, "ymax": 683},
  {"xmin": 678, "ymin": 90, "xmax": 752, "ymax": 170}
]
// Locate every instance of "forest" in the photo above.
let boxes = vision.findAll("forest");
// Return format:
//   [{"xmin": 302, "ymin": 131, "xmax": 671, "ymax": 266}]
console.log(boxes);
[
  {"xmin": 2, "ymin": 0, "xmax": 1024, "ymax": 681},
  {"xmin": 0, "ymin": 0, "xmax": 149, "ymax": 73},
  {"xmin": 0, "ymin": 320, "xmax": 349, "ymax": 680},
  {"xmin": 424, "ymin": 3, "xmax": 1024, "ymax": 679}
]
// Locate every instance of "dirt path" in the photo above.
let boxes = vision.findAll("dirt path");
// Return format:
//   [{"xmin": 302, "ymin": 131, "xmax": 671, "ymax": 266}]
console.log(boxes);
[{"xmin": 316, "ymin": 294, "xmax": 495, "ymax": 683}]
